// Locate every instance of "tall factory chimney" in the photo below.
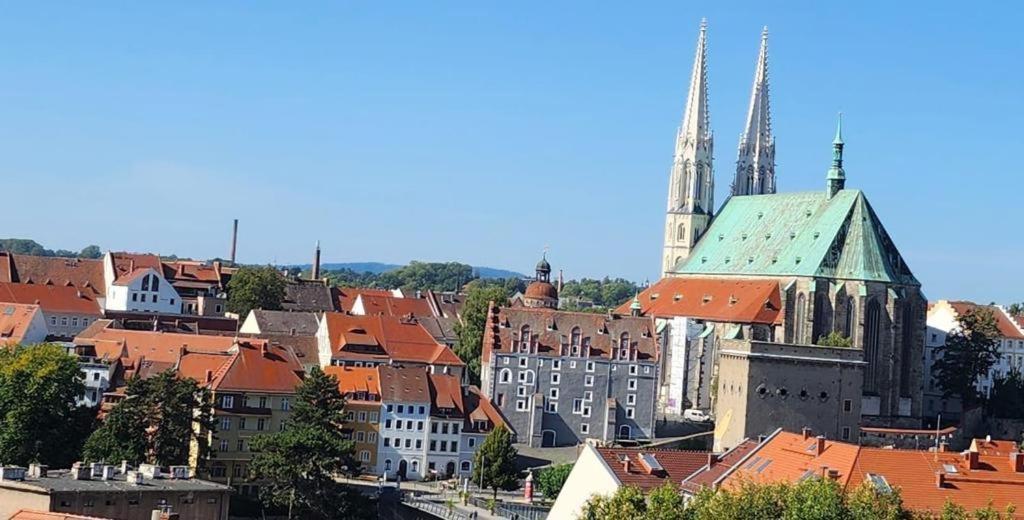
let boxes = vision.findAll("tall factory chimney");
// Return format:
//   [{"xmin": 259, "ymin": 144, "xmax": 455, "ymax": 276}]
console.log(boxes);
[
  {"xmin": 230, "ymin": 219, "xmax": 238, "ymax": 264},
  {"xmin": 312, "ymin": 241, "xmax": 321, "ymax": 280}
]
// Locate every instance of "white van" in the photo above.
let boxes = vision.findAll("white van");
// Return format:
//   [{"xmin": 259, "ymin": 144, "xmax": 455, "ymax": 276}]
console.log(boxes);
[{"xmin": 683, "ymin": 409, "xmax": 711, "ymax": 422}]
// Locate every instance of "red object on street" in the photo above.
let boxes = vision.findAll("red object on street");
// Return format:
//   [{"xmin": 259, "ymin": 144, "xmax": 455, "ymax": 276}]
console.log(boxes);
[{"xmin": 524, "ymin": 471, "xmax": 534, "ymax": 503}]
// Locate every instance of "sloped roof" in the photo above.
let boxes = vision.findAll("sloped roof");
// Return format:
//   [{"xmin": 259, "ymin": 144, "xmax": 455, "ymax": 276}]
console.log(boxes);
[
  {"xmin": 322, "ymin": 313, "xmax": 463, "ymax": 366},
  {"xmin": 0, "ymin": 253, "xmax": 106, "ymax": 297},
  {"xmin": 939, "ymin": 301, "xmax": 1024, "ymax": 339},
  {"xmin": 482, "ymin": 306, "xmax": 657, "ymax": 363},
  {"xmin": 970, "ymin": 438, "xmax": 1019, "ymax": 456},
  {"xmin": 283, "ymin": 280, "xmax": 336, "ymax": 312},
  {"xmin": 334, "ymin": 287, "xmax": 394, "ymax": 313},
  {"xmin": 616, "ymin": 277, "xmax": 782, "ymax": 324},
  {"xmin": 210, "ymin": 342, "xmax": 303, "ymax": 393},
  {"xmin": 357, "ymin": 293, "xmax": 433, "ymax": 317},
  {"xmin": 595, "ymin": 447, "xmax": 708, "ymax": 490},
  {"xmin": 428, "ymin": 373, "xmax": 464, "ymax": 415},
  {"xmin": 74, "ymin": 321, "xmax": 240, "ymax": 363},
  {"xmin": 249, "ymin": 310, "xmax": 320, "ymax": 335},
  {"xmin": 676, "ymin": 190, "xmax": 918, "ymax": 286},
  {"xmin": 325, "ymin": 366, "xmax": 382, "ymax": 399},
  {"xmin": 463, "ymin": 385, "xmax": 508, "ymax": 433},
  {"xmin": 9, "ymin": 510, "xmax": 113, "ymax": 520},
  {"xmin": 377, "ymin": 364, "xmax": 430, "ymax": 403},
  {"xmin": 111, "ymin": 252, "xmax": 162, "ymax": 281},
  {"xmin": 681, "ymin": 438, "xmax": 759, "ymax": 493},
  {"xmin": 162, "ymin": 260, "xmax": 228, "ymax": 285},
  {"xmin": 258, "ymin": 334, "xmax": 320, "ymax": 366},
  {"xmin": 0, "ymin": 282, "xmax": 102, "ymax": 315},
  {"xmin": 0, "ymin": 303, "xmax": 42, "ymax": 346},
  {"xmin": 723, "ymin": 430, "xmax": 860, "ymax": 488}
]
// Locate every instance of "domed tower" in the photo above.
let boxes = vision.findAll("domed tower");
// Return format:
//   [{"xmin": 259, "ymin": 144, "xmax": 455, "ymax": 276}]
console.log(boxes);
[{"xmin": 523, "ymin": 254, "xmax": 559, "ymax": 309}]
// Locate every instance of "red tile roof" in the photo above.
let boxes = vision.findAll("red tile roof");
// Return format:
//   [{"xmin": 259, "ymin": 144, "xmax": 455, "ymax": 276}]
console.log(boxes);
[
  {"xmin": 970, "ymin": 438, "xmax": 1019, "ymax": 456},
  {"xmin": 377, "ymin": 365, "xmax": 431, "ymax": 403},
  {"xmin": 325, "ymin": 366, "xmax": 382, "ymax": 400},
  {"xmin": 334, "ymin": 287, "xmax": 394, "ymax": 313},
  {"xmin": 322, "ymin": 313, "xmax": 463, "ymax": 366},
  {"xmin": 110, "ymin": 252, "xmax": 162, "ymax": 282},
  {"xmin": 723, "ymin": 430, "xmax": 860, "ymax": 488},
  {"xmin": 0, "ymin": 253, "xmax": 105, "ymax": 297},
  {"xmin": 463, "ymin": 385, "xmax": 508, "ymax": 433},
  {"xmin": 357, "ymin": 293, "xmax": 434, "ymax": 318},
  {"xmin": 482, "ymin": 305, "xmax": 657, "ymax": 363},
  {"xmin": 8, "ymin": 510, "xmax": 112, "ymax": 520},
  {"xmin": 681, "ymin": 439, "xmax": 759, "ymax": 493},
  {"xmin": 0, "ymin": 303, "xmax": 42, "ymax": 346},
  {"xmin": 0, "ymin": 282, "xmax": 102, "ymax": 315},
  {"xmin": 617, "ymin": 277, "xmax": 783, "ymax": 324},
  {"xmin": 845, "ymin": 448, "xmax": 1024, "ymax": 517},
  {"xmin": 428, "ymin": 372, "xmax": 464, "ymax": 414},
  {"xmin": 210, "ymin": 341, "xmax": 303, "ymax": 393},
  {"xmin": 74, "ymin": 320, "xmax": 241, "ymax": 363},
  {"xmin": 162, "ymin": 260, "xmax": 228, "ymax": 285},
  {"xmin": 595, "ymin": 447, "xmax": 708, "ymax": 491},
  {"xmin": 943, "ymin": 301, "xmax": 1024, "ymax": 339}
]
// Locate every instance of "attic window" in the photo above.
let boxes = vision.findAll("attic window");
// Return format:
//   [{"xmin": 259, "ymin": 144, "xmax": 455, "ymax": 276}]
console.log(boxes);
[
  {"xmin": 771, "ymin": 257, "xmax": 778, "ymax": 264},
  {"xmin": 650, "ymin": 293, "xmax": 659, "ymax": 300},
  {"xmin": 701, "ymin": 257, "xmax": 708, "ymax": 264},
  {"xmin": 795, "ymin": 257, "xmax": 802, "ymax": 265},
  {"xmin": 724, "ymin": 257, "xmax": 731, "ymax": 264},
  {"xmin": 805, "ymin": 209, "xmax": 812, "ymax": 217},
  {"xmin": 741, "ymin": 233, "xmax": 748, "ymax": 241},
  {"xmin": 789, "ymin": 232, "xmax": 796, "ymax": 240},
  {"xmin": 747, "ymin": 257, "xmax": 754, "ymax": 264},
  {"xmin": 765, "ymin": 233, "xmax": 772, "ymax": 240},
  {"xmin": 813, "ymin": 232, "xmax": 820, "ymax": 239},
  {"xmin": 701, "ymin": 295, "xmax": 712, "ymax": 304},
  {"xmin": 673, "ymin": 294, "xmax": 682, "ymax": 301},
  {"xmin": 718, "ymin": 234, "xmax": 724, "ymax": 241},
  {"xmin": 757, "ymin": 211, "xmax": 764, "ymax": 219}
]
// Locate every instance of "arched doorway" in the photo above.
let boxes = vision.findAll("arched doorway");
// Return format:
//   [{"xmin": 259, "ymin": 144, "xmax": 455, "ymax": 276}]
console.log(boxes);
[
  {"xmin": 445, "ymin": 461, "xmax": 456, "ymax": 477},
  {"xmin": 398, "ymin": 460, "xmax": 408, "ymax": 480},
  {"xmin": 541, "ymin": 430, "xmax": 556, "ymax": 447}
]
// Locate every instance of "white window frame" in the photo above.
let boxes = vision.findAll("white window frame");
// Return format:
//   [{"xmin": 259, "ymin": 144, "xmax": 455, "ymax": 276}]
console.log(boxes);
[
  {"xmin": 546, "ymin": 401, "xmax": 558, "ymax": 413},
  {"xmin": 583, "ymin": 391, "xmax": 593, "ymax": 401},
  {"xmin": 549, "ymin": 388, "xmax": 559, "ymax": 400},
  {"xmin": 516, "ymin": 400, "xmax": 529, "ymax": 412},
  {"xmin": 519, "ymin": 357, "xmax": 528, "ymax": 367},
  {"xmin": 628, "ymin": 379, "xmax": 638, "ymax": 390},
  {"xmin": 551, "ymin": 373, "xmax": 560, "ymax": 385},
  {"xmin": 629, "ymin": 364, "xmax": 638, "ymax": 375},
  {"xmin": 580, "ymin": 423, "xmax": 590, "ymax": 434},
  {"xmin": 627, "ymin": 394, "xmax": 636, "ymax": 405},
  {"xmin": 586, "ymin": 361, "xmax": 596, "ymax": 372},
  {"xmin": 626, "ymin": 407, "xmax": 635, "ymax": 419},
  {"xmin": 517, "ymin": 386, "xmax": 528, "ymax": 397},
  {"xmin": 553, "ymin": 359, "xmax": 561, "ymax": 370},
  {"xmin": 584, "ymin": 375, "xmax": 594, "ymax": 387}
]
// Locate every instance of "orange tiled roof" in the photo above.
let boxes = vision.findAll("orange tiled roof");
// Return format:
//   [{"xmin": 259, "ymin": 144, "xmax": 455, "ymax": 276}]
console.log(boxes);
[
  {"xmin": 724, "ymin": 430, "xmax": 860, "ymax": 488},
  {"xmin": 325, "ymin": 366, "xmax": 382, "ymax": 399},
  {"xmin": 9, "ymin": 510, "xmax": 113, "ymax": 520},
  {"xmin": 0, "ymin": 282, "xmax": 102, "ymax": 315},
  {"xmin": 110, "ymin": 252, "xmax": 162, "ymax": 281},
  {"xmin": 75, "ymin": 321, "xmax": 241, "ymax": 364},
  {"xmin": 322, "ymin": 313, "xmax": 463, "ymax": 366},
  {"xmin": 428, "ymin": 372, "xmax": 463, "ymax": 414},
  {"xmin": 943, "ymin": 301, "xmax": 1024, "ymax": 339},
  {"xmin": 463, "ymin": 385, "xmax": 507, "ymax": 432},
  {"xmin": 0, "ymin": 303, "xmax": 42, "ymax": 346},
  {"xmin": 595, "ymin": 447, "xmax": 708, "ymax": 491},
  {"xmin": 616, "ymin": 277, "xmax": 783, "ymax": 325},
  {"xmin": 176, "ymin": 349, "xmax": 235, "ymax": 386},
  {"xmin": 357, "ymin": 293, "xmax": 434, "ymax": 317},
  {"xmin": 162, "ymin": 260, "xmax": 225, "ymax": 285},
  {"xmin": 211, "ymin": 342, "xmax": 303, "ymax": 393},
  {"xmin": 970, "ymin": 438, "xmax": 1019, "ymax": 456},
  {"xmin": 681, "ymin": 439, "xmax": 759, "ymax": 493},
  {"xmin": 0, "ymin": 253, "xmax": 105, "ymax": 297},
  {"xmin": 845, "ymin": 448, "xmax": 1024, "ymax": 517},
  {"xmin": 482, "ymin": 305, "xmax": 657, "ymax": 363},
  {"xmin": 334, "ymin": 287, "xmax": 395, "ymax": 312}
]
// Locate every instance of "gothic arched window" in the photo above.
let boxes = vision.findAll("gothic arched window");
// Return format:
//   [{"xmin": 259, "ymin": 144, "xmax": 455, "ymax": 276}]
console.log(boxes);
[
  {"xmin": 677, "ymin": 223, "xmax": 686, "ymax": 241},
  {"xmin": 844, "ymin": 296, "xmax": 856, "ymax": 339},
  {"xmin": 864, "ymin": 300, "xmax": 882, "ymax": 392},
  {"xmin": 899, "ymin": 302, "xmax": 915, "ymax": 396},
  {"xmin": 794, "ymin": 293, "xmax": 806, "ymax": 343},
  {"xmin": 812, "ymin": 293, "xmax": 829, "ymax": 343}
]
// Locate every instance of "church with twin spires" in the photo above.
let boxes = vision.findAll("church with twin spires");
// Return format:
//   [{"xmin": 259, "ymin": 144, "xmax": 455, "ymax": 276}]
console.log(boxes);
[{"xmin": 647, "ymin": 20, "xmax": 927, "ymax": 445}]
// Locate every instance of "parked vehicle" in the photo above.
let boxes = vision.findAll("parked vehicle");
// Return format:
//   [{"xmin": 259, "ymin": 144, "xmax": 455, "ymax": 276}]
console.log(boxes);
[{"xmin": 683, "ymin": 408, "xmax": 711, "ymax": 422}]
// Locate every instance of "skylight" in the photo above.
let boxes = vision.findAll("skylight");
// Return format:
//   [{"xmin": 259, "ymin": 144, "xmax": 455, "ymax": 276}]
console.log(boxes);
[
  {"xmin": 867, "ymin": 473, "xmax": 891, "ymax": 493},
  {"xmin": 942, "ymin": 464, "xmax": 958, "ymax": 474}
]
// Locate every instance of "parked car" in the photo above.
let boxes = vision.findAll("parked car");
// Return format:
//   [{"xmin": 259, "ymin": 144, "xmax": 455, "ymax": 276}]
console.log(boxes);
[{"xmin": 683, "ymin": 408, "xmax": 711, "ymax": 422}]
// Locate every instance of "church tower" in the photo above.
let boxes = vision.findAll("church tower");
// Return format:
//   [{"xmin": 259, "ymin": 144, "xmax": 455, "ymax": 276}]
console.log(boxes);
[
  {"xmin": 732, "ymin": 27, "xmax": 775, "ymax": 197},
  {"xmin": 662, "ymin": 20, "xmax": 714, "ymax": 277}
]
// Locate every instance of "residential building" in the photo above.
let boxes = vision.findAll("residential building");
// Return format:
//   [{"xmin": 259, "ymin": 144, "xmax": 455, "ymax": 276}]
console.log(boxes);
[
  {"xmin": 160, "ymin": 260, "xmax": 233, "ymax": 316},
  {"xmin": 73, "ymin": 353, "xmax": 116, "ymax": 408},
  {"xmin": 481, "ymin": 288, "xmax": 660, "ymax": 447},
  {"xmin": 316, "ymin": 313, "xmax": 464, "ymax": 378},
  {"xmin": 0, "ymin": 253, "xmax": 106, "ymax": 303},
  {"xmin": 283, "ymin": 279, "xmax": 335, "ymax": 312},
  {"xmin": 617, "ymin": 277, "xmax": 783, "ymax": 415},
  {"xmin": 679, "ymin": 439, "xmax": 759, "ymax": 498},
  {"xmin": 925, "ymin": 300, "xmax": 1024, "ymax": 420},
  {"xmin": 377, "ymin": 365, "xmax": 431, "ymax": 481},
  {"xmin": 0, "ymin": 283, "xmax": 102, "ymax": 340},
  {"xmin": 425, "ymin": 373, "xmax": 465, "ymax": 478},
  {"xmin": 103, "ymin": 253, "xmax": 181, "ymax": 314},
  {"xmin": 0, "ymin": 463, "xmax": 231, "ymax": 520},
  {"xmin": 457, "ymin": 385, "xmax": 507, "ymax": 478},
  {"xmin": 180, "ymin": 341, "xmax": 304, "ymax": 496},
  {"xmin": 324, "ymin": 366, "xmax": 382, "ymax": 472},
  {"xmin": 334, "ymin": 288, "xmax": 401, "ymax": 313},
  {"xmin": 550, "ymin": 444, "xmax": 709, "ymax": 519},
  {"xmin": 349, "ymin": 290, "xmax": 463, "ymax": 347},
  {"xmin": 239, "ymin": 309, "xmax": 320, "ymax": 336},
  {"xmin": 0, "ymin": 303, "xmax": 47, "ymax": 347}
]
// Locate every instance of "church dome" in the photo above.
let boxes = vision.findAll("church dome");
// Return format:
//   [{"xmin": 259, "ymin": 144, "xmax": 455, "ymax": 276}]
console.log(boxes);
[
  {"xmin": 524, "ymin": 281, "xmax": 558, "ymax": 301},
  {"xmin": 536, "ymin": 256, "xmax": 551, "ymax": 274}
]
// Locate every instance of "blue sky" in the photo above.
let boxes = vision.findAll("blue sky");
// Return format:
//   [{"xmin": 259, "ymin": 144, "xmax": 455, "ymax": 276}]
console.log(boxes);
[{"xmin": 0, "ymin": 3, "xmax": 1019, "ymax": 303}]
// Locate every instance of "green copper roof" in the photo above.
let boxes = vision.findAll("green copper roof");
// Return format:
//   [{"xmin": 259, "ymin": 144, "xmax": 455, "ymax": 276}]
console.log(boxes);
[{"xmin": 673, "ymin": 189, "xmax": 919, "ymax": 286}]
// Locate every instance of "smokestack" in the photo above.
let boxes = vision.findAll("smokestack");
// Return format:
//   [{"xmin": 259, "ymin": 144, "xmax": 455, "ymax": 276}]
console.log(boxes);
[
  {"xmin": 230, "ymin": 219, "xmax": 239, "ymax": 264},
  {"xmin": 312, "ymin": 241, "xmax": 321, "ymax": 280}
]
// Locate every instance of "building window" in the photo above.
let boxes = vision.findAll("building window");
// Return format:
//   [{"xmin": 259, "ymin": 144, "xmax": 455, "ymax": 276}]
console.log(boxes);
[
  {"xmin": 461, "ymin": 461, "xmax": 471, "ymax": 472},
  {"xmin": 469, "ymin": 438, "xmax": 476, "ymax": 448},
  {"xmin": 221, "ymin": 396, "xmax": 234, "ymax": 408},
  {"xmin": 516, "ymin": 400, "xmax": 529, "ymax": 411},
  {"xmin": 520, "ymin": 325, "xmax": 531, "ymax": 352},
  {"xmin": 551, "ymin": 373, "xmax": 560, "ymax": 385},
  {"xmin": 553, "ymin": 359, "xmax": 561, "ymax": 370},
  {"xmin": 360, "ymin": 450, "xmax": 370, "ymax": 462},
  {"xmin": 358, "ymin": 411, "xmax": 367, "ymax": 422},
  {"xmin": 142, "ymin": 275, "xmax": 150, "ymax": 291},
  {"xmin": 842, "ymin": 427, "xmax": 851, "ymax": 440},
  {"xmin": 431, "ymin": 422, "xmax": 438, "ymax": 434},
  {"xmin": 546, "ymin": 401, "xmax": 558, "ymax": 413},
  {"xmin": 629, "ymin": 364, "xmax": 638, "ymax": 375},
  {"xmin": 219, "ymin": 439, "xmax": 229, "ymax": 452},
  {"xmin": 451, "ymin": 441, "xmax": 458, "ymax": 452},
  {"xmin": 619, "ymin": 332, "xmax": 630, "ymax": 350},
  {"xmin": 281, "ymin": 398, "xmax": 290, "ymax": 411},
  {"xmin": 843, "ymin": 399, "xmax": 852, "ymax": 412},
  {"xmin": 627, "ymin": 394, "xmax": 636, "ymax": 405},
  {"xmin": 573, "ymin": 399, "xmax": 583, "ymax": 414},
  {"xmin": 384, "ymin": 438, "xmax": 390, "ymax": 447},
  {"xmin": 411, "ymin": 460, "xmax": 419, "ymax": 473},
  {"xmin": 405, "ymin": 439, "xmax": 412, "ymax": 449},
  {"xmin": 499, "ymin": 369, "xmax": 512, "ymax": 384},
  {"xmin": 61, "ymin": 316, "xmax": 68, "ymax": 326},
  {"xmin": 583, "ymin": 391, "xmax": 593, "ymax": 401},
  {"xmin": 369, "ymin": 411, "xmax": 378, "ymax": 422},
  {"xmin": 50, "ymin": 316, "xmax": 57, "ymax": 326},
  {"xmin": 628, "ymin": 379, "xmax": 637, "ymax": 390},
  {"xmin": 259, "ymin": 396, "xmax": 268, "ymax": 409},
  {"xmin": 430, "ymin": 440, "xmax": 437, "ymax": 452},
  {"xmin": 416, "ymin": 439, "xmax": 422, "ymax": 449},
  {"xmin": 221, "ymin": 417, "xmax": 231, "ymax": 431},
  {"xmin": 384, "ymin": 459, "xmax": 392, "ymax": 471},
  {"xmin": 580, "ymin": 423, "xmax": 590, "ymax": 434},
  {"xmin": 519, "ymin": 357, "xmax": 528, "ymax": 367},
  {"xmin": 356, "ymin": 431, "xmax": 365, "ymax": 442},
  {"xmin": 419, "ymin": 406, "xmax": 425, "ymax": 415},
  {"xmin": 132, "ymin": 293, "xmax": 138, "ymax": 302},
  {"xmin": 387, "ymin": 404, "xmax": 393, "ymax": 412},
  {"xmin": 584, "ymin": 375, "xmax": 594, "ymax": 387},
  {"xmin": 369, "ymin": 432, "xmax": 377, "ymax": 443},
  {"xmin": 864, "ymin": 299, "xmax": 882, "ymax": 392},
  {"xmin": 397, "ymin": 405, "xmax": 404, "ymax": 413},
  {"xmin": 151, "ymin": 276, "xmax": 159, "ymax": 291},
  {"xmin": 237, "ymin": 439, "xmax": 245, "ymax": 452},
  {"xmin": 517, "ymin": 386, "xmax": 528, "ymax": 397},
  {"xmin": 549, "ymin": 388, "xmax": 559, "ymax": 400},
  {"xmin": 586, "ymin": 361, "xmax": 596, "ymax": 372},
  {"xmin": 626, "ymin": 407, "xmax": 635, "ymax": 419}
]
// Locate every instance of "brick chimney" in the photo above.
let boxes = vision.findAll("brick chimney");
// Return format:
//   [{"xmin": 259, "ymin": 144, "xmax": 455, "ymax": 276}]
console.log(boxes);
[
  {"xmin": 621, "ymin": 457, "xmax": 631, "ymax": 473},
  {"xmin": 938, "ymin": 441, "xmax": 950, "ymax": 453},
  {"xmin": 707, "ymin": 453, "xmax": 718, "ymax": 468},
  {"xmin": 936, "ymin": 471, "xmax": 946, "ymax": 488},
  {"xmin": 802, "ymin": 427, "xmax": 813, "ymax": 440},
  {"xmin": 964, "ymin": 450, "xmax": 980, "ymax": 470},
  {"xmin": 815, "ymin": 436, "xmax": 826, "ymax": 456},
  {"xmin": 1011, "ymin": 452, "xmax": 1024, "ymax": 473}
]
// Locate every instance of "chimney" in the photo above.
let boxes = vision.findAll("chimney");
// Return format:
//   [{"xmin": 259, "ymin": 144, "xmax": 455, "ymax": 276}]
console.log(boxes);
[
  {"xmin": 1011, "ymin": 452, "xmax": 1024, "ymax": 473},
  {"xmin": 90, "ymin": 462, "xmax": 104, "ymax": 479},
  {"xmin": 938, "ymin": 441, "xmax": 950, "ymax": 453},
  {"xmin": 28, "ymin": 463, "xmax": 48, "ymax": 479},
  {"xmin": 622, "ymin": 458, "xmax": 632, "ymax": 473},
  {"xmin": 827, "ymin": 469, "xmax": 840, "ymax": 480},
  {"xmin": 120, "ymin": 460, "xmax": 131, "ymax": 474},
  {"xmin": 71, "ymin": 462, "xmax": 90, "ymax": 480},
  {"xmin": 964, "ymin": 450, "xmax": 980, "ymax": 470},
  {"xmin": 139, "ymin": 463, "xmax": 161, "ymax": 479},
  {"xmin": 230, "ymin": 219, "xmax": 238, "ymax": 264},
  {"xmin": 205, "ymin": 370, "xmax": 213, "ymax": 383},
  {"xmin": 802, "ymin": 427, "xmax": 813, "ymax": 440},
  {"xmin": 815, "ymin": 436, "xmax": 826, "ymax": 456},
  {"xmin": 707, "ymin": 453, "xmax": 718, "ymax": 468},
  {"xmin": 936, "ymin": 471, "xmax": 946, "ymax": 488},
  {"xmin": 101, "ymin": 465, "xmax": 116, "ymax": 481},
  {"xmin": 312, "ymin": 241, "xmax": 321, "ymax": 281},
  {"xmin": 126, "ymin": 470, "xmax": 143, "ymax": 485}
]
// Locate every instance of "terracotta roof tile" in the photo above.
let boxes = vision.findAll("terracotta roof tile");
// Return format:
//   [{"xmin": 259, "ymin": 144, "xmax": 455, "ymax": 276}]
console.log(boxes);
[
  {"xmin": 595, "ymin": 447, "xmax": 708, "ymax": 491},
  {"xmin": 681, "ymin": 439, "xmax": 759, "ymax": 493},
  {"xmin": 357, "ymin": 293, "xmax": 434, "ymax": 317},
  {"xmin": 0, "ymin": 303, "xmax": 42, "ymax": 346},
  {"xmin": 323, "ymin": 313, "xmax": 463, "ymax": 366},
  {"xmin": 210, "ymin": 341, "xmax": 303, "ymax": 393},
  {"xmin": 724, "ymin": 430, "xmax": 860, "ymax": 488},
  {"xmin": 377, "ymin": 365, "xmax": 430, "ymax": 403},
  {"xmin": 942, "ymin": 301, "xmax": 1024, "ymax": 339},
  {"xmin": 325, "ymin": 366, "xmax": 382, "ymax": 400},
  {"xmin": 9, "ymin": 510, "xmax": 113, "ymax": 520},
  {"xmin": 0, "ymin": 282, "xmax": 102, "ymax": 315},
  {"xmin": 74, "ymin": 321, "xmax": 240, "ymax": 364},
  {"xmin": 970, "ymin": 438, "xmax": 1020, "ymax": 456},
  {"xmin": 334, "ymin": 287, "xmax": 395, "ymax": 313},
  {"xmin": 617, "ymin": 277, "xmax": 783, "ymax": 324},
  {"xmin": 462, "ymin": 385, "xmax": 508, "ymax": 432},
  {"xmin": 428, "ymin": 373, "xmax": 464, "ymax": 415},
  {"xmin": 0, "ymin": 253, "xmax": 105, "ymax": 297}
]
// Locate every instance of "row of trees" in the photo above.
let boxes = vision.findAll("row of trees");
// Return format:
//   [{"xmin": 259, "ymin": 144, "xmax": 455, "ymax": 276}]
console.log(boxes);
[
  {"xmin": 582, "ymin": 479, "xmax": 1016, "ymax": 520},
  {"xmin": 559, "ymin": 277, "xmax": 640, "ymax": 312},
  {"xmin": 0, "ymin": 238, "xmax": 102, "ymax": 259}
]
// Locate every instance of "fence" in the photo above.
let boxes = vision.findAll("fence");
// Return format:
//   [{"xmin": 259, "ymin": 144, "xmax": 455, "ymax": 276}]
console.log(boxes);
[
  {"xmin": 402, "ymin": 494, "xmax": 472, "ymax": 520},
  {"xmin": 468, "ymin": 496, "xmax": 549, "ymax": 520}
]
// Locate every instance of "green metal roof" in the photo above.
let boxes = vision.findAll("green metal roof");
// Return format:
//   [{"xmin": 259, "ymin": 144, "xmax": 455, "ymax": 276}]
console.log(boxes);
[{"xmin": 673, "ymin": 189, "xmax": 919, "ymax": 286}]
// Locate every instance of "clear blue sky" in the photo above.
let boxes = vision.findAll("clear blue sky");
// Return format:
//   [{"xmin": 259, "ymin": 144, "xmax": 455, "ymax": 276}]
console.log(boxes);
[{"xmin": 1, "ymin": 3, "xmax": 1019, "ymax": 303}]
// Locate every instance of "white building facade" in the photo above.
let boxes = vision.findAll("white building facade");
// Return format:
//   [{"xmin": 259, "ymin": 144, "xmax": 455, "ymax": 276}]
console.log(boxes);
[
  {"xmin": 378, "ymin": 400, "xmax": 428, "ymax": 481},
  {"xmin": 104, "ymin": 268, "xmax": 181, "ymax": 314}
]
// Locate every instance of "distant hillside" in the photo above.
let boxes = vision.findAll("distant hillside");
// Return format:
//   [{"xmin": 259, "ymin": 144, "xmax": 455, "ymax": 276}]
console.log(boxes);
[{"xmin": 295, "ymin": 261, "xmax": 525, "ymax": 280}]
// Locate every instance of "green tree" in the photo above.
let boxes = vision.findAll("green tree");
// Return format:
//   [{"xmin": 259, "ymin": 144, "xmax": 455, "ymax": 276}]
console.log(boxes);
[
  {"xmin": 0, "ymin": 345, "xmax": 91, "ymax": 466},
  {"xmin": 560, "ymin": 277, "xmax": 640, "ymax": 312},
  {"xmin": 227, "ymin": 266, "xmax": 287, "ymax": 317},
  {"xmin": 376, "ymin": 261, "xmax": 476, "ymax": 293},
  {"xmin": 535, "ymin": 463, "xmax": 573, "ymax": 500},
  {"xmin": 989, "ymin": 369, "xmax": 1024, "ymax": 419},
  {"xmin": 816, "ymin": 331, "xmax": 853, "ymax": 348},
  {"xmin": 250, "ymin": 367, "xmax": 369, "ymax": 520},
  {"xmin": 455, "ymin": 280, "xmax": 511, "ymax": 384},
  {"xmin": 582, "ymin": 485, "xmax": 647, "ymax": 519},
  {"xmin": 1007, "ymin": 303, "xmax": 1023, "ymax": 318},
  {"xmin": 83, "ymin": 371, "xmax": 214, "ymax": 466},
  {"xmin": 844, "ymin": 481, "xmax": 909, "ymax": 520},
  {"xmin": 472, "ymin": 425, "xmax": 519, "ymax": 500},
  {"xmin": 783, "ymin": 478, "xmax": 846, "ymax": 520},
  {"xmin": 78, "ymin": 245, "xmax": 103, "ymax": 259},
  {"xmin": 646, "ymin": 483, "xmax": 687, "ymax": 520},
  {"xmin": 932, "ymin": 308, "xmax": 1001, "ymax": 406}
]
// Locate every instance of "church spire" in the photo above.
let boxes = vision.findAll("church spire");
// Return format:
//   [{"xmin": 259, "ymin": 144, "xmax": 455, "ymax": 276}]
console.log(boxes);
[
  {"xmin": 733, "ymin": 26, "xmax": 776, "ymax": 197},
  {"xmin": 826, "ymin": 113, "xmax": 846, "ymax": 198},
  {"xmin": 662, "ymin": 20, "xmax": 715, "ymax": 277}
]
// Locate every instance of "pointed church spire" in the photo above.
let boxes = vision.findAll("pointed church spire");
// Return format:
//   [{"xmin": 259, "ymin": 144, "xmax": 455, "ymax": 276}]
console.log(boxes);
[
  {"xmin": 733, "ymin": 26, "xmax": 776, "ymax": 197},
  {"xmin": 662, "ymin": 19, "xmax": 715, "ymax": 277},
  {"xmin": 827, "ymin": 113, "xmax": 846, "ymax": 198}
]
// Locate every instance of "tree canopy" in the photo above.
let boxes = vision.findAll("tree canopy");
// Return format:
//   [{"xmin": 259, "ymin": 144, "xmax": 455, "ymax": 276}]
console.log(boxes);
[
  {"xmin": 0, "ymin": 238, "xmax": 103, "ymax": 259},
  {"xmin": 0, "ymin": 345, "xmax": 93, "ymax": 467},
  {"xmin": 989, "ymin": 369, "xmax": 1024, "ymax": 419},
  {"xmin": 83, "ymin": 370, "xmax": 214, "ymax": 466},
  {"xmin": 249, "ymin": 366, "xmax": 370, "ymax": 520},
  {"xmin": 472, "ymin": 425, "xmax": 519, "ymax": 499},
  {"xmin": 932, "ymin": 307, "xmax": 1001, "ymax": 406},
  {"xmin": 535, "ymin": 463, "xmax": 573, "ymax": 500},
  {"xmin": 455, "ymin": 280, "xmax": 512, "ymax": 384},
  {"xmin": 559, "ymin": 277, "xmax": 640, "ymax": 312},
  {"xmin": 817, "ymin": 331, "xmax": 854, "ymax": 348},
  {"xmin": 227, "ymin": 265, "xmax": 287, "ymax": 317}
]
